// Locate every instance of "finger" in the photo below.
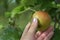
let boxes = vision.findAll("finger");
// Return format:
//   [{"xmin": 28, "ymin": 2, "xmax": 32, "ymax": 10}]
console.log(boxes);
[
  {"xmin": 37, "ymin": 26, "xmax": 54, "ymax": 40},
  {"xmin": 21, "ymin": 22, "xmax": 31, "ymax": 37},
  {"xmin": 42, "ymin": 26, "xmax": 54, "ymax": 36},
  {"xmin": 43, "ymin": 26, "xmax": 54, "ymax": 34},
  {"xmin": 28, "ymin": 18, "xmax": 38, "ymax": 35},
  {"xmin": 44, "ymin": 31, "xmax": 54, "ymax": 40},
  {"xmin": 35, "ymin": 31, "xmax": 42, "ymax": 38}
]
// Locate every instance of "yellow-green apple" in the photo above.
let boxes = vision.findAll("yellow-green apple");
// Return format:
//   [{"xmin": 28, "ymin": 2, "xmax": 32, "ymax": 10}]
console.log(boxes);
[{"xmin": 33, "ymin": 11, "xmax": 51, "ymax": 31}]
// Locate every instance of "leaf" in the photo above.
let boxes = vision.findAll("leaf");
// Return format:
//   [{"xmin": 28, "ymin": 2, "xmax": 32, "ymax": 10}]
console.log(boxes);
[
  {"xmin": 7, "ymin": 0, "xmax": 17, "ymax": 11},
  {"xmin": 11, "ymin": 5, "xmax": 25, "ymax": 18},
  {"xmin": 51, "ymin": 27, "xmax": 60, "ymax": 40},
  {"xmin": 16, "ymin": 0, "xmax": 21, "ymax": 4},
  {"xmin": 50, "ymin": 22, "xmax": 60, "ymax": 40},
  {"xmin": 0, "ymin": 26, "xmax": 22, "ymax": 40},
  {"xmin": 5, "ymin": 12, "xmax": 11, "ymax": 18},
  {"xmin": 0, "ymin": 14, "xmax": 9, "ymax": 28},
  {"xmin": 15, "ymin": 8, "xmax": 34, "ymax": 31},
  {"xmin": 21, "ymin": 0, "xmax": 37, "ymax": 7},
  {"xmin": 20, "ymin": 0, "xmax": 54, "ymax": 11}
]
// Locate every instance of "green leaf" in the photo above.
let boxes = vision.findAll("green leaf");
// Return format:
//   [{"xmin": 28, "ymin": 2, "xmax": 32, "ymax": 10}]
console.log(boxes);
[
  {"xmin": 0, "ymin": 14, "xmax": 9, "ymax": 28},
  {"xmin": 5, "ymin": 12, "xmax": 11, "ymax": 18},
  {"xmin": 51, "ymin": 26, "xmax": 60, "ymax": 40},
  {"xmin": 15, "ymin": 8, "xmax": 34, "ymax": 31},
  {"xmin": 11, "ymin": 5, "xmax": 25, "ymax": 18},
  {"xmin": 21, "ymin": 0, "xmax": 37, "ymax": 7},
  {"xmin": 0, "ymin": 26, "xmax": 22, "ymax": 40},
  {"xmin": 16, "ymin": 0, "xmax": 21, "ymax": 4}
]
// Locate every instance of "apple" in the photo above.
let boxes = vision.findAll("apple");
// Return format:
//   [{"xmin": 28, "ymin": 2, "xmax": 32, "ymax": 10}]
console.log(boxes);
[{"xmin": 33, "ymin": 11, "xmax": 51, "ymax": 31}]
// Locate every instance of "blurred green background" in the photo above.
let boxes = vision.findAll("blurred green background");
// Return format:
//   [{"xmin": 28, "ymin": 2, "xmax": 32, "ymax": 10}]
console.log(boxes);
[{"xmin": 0, "ymin": 0, "xmax": 60, "ymax": 40}]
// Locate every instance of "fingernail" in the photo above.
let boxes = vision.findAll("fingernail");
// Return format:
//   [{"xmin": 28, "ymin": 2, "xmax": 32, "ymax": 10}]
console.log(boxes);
[
  {"xmin": 33, "ymin": 18, "xmax": 37, "ymax": 23},
  {"xmin": 37, "ymin": 31, "xmax": 41, "ymax": 35}
]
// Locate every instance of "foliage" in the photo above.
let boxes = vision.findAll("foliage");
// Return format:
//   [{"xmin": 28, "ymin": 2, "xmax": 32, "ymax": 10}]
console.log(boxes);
[{"xmin": 0, "ymin": 0, "xmax": 60, "ymax": 40}]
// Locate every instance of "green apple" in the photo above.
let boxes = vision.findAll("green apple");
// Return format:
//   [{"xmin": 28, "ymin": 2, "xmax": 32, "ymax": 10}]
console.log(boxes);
[{"xmin": 33, "ymin": 11, "xmax": 51, "ymax": 31}]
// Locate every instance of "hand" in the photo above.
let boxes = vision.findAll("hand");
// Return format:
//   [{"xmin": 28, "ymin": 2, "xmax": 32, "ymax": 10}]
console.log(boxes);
[{"xmin": 20, "ymin": 18, "xmax": 54, "ymax": 40}]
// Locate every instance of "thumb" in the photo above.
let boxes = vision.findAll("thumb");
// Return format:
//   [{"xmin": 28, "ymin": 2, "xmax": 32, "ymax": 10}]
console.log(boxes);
[{"xmin": 28, "ymin": 18, "xmax": 38, "ymax": 34}]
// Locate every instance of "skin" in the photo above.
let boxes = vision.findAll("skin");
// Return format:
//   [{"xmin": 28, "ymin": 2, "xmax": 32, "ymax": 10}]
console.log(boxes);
[{"xmin": 20, "ymin": 18, "xmax": 54, "ymax": 40}]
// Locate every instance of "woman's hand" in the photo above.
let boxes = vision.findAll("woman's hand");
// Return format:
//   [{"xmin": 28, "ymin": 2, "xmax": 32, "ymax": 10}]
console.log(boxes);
[{"xmin": 20, "ymin": 18, "xmax": 54, "ymax": 40}]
